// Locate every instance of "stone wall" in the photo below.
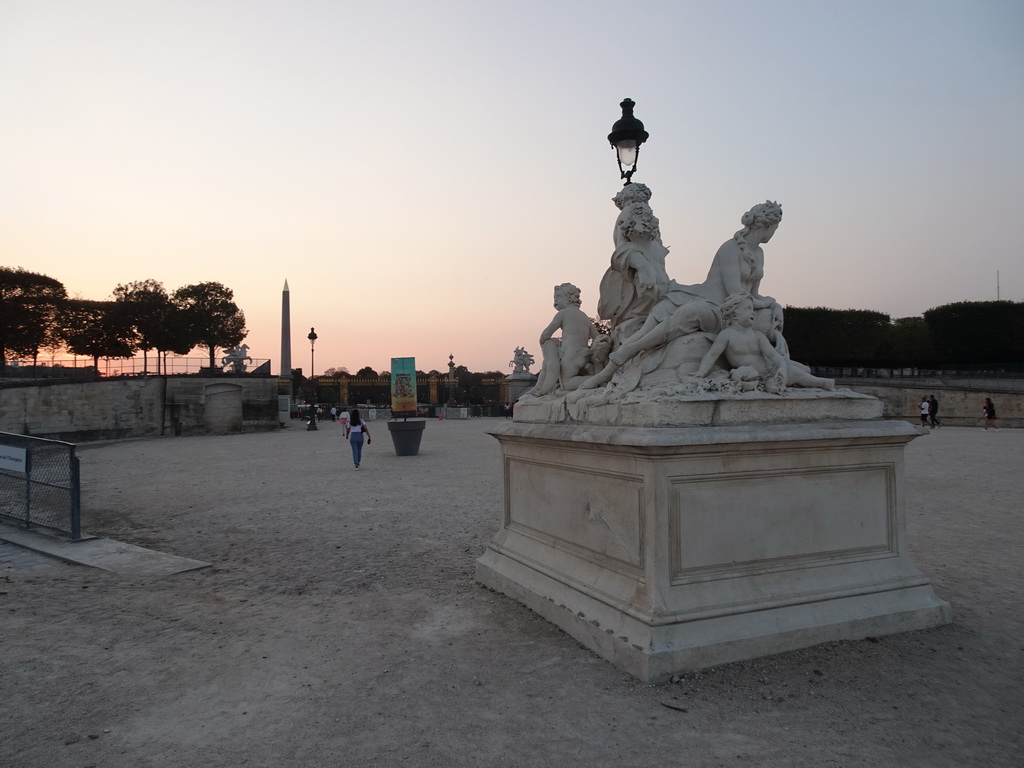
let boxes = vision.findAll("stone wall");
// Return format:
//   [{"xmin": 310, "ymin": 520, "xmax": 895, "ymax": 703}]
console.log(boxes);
[
  {"xmin": 3, "ymin": 376, "xmax": 1016, "ymax": 441},
  {"xmin": 840, "ymin": 380, "xmax": 1023, "ymax": 428},
  {"xmin": 0, "ymin": 377, "xmax": 279, "ymax": 442}
]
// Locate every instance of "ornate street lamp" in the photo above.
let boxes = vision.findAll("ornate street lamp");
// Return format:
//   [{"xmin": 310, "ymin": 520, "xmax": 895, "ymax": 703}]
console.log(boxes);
[
  {"xmin": 307, "ymin": 327, "xmax": 318, "ymax": 377},
  {"xmin": 306, "ymin": 327, "xmax": 318, "ymax": 431},
  {"xmin": 608, "ymin": 98, "xmax": 649, "ymax": 185},
  {"xmin": 447, "ymin": 354, "xmax": 456, "ymax": 406}
]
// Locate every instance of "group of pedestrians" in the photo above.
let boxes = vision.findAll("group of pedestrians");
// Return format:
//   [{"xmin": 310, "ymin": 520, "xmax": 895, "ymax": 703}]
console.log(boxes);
[{"xmin": 919, "ymin": 394, "xmax": 1001, "ymax": 430}]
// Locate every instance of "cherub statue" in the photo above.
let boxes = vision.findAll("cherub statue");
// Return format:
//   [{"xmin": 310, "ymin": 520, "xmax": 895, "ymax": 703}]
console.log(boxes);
[
  {"xmin": 532, "ymin": 283, "xmax": 614, "ymax": 396},
  {"xmin": 695, "ymin": 293, "xmax": 833, "ymax": 391}
]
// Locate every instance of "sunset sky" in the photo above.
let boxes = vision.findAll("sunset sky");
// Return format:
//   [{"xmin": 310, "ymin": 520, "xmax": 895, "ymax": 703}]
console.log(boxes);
[{"xmin": 2, "ymin": 1, "xmax": 1022, "ymax": 375}]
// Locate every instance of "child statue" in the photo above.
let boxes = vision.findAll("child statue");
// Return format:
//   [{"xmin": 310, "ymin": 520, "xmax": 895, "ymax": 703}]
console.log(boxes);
[
  {"xmin": 696, "ymin": 293, "xmax": 834, "ymax": 392},
  {"xmin": 532, "ymin": 283, "xmax": 610, "ymax": 396}
]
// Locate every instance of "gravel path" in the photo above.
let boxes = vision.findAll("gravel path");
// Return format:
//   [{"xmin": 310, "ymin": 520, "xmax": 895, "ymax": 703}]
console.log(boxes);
[{"xmin": 1, "ymin": 419, "xmax": 1020, "ymax": 767}]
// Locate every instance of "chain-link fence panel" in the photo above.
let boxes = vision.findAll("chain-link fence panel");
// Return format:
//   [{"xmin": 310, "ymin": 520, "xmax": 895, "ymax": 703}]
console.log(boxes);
[{"xmin": 0, "ymin": 432, "xmax": 80, "ymax": 540}]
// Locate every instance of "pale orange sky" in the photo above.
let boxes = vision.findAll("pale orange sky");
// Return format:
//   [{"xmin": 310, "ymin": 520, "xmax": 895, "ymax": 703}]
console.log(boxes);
[{"xmin": 2, "ymin": 1, "xmax": 1022, "ymax": 375}]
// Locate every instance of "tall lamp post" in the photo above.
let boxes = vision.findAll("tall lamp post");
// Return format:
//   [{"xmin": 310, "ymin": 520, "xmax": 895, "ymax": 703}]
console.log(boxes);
[
  {"xmin": 446, "ymin": 354, "xmax": 456, "ymax": 406},
  {"xmin": 307, "ymin": 327, "xmax": 318, "ymax": 377},
  {"xmin": 306, "ymin": 327, "xmax": 318, "ymax": 431},
  {"xmin": 608, "ymin": 98, "xmax": 649, "ymax": 185}
]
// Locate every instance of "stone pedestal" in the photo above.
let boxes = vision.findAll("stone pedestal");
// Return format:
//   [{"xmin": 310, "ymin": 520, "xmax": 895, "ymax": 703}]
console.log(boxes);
[
  {"xmin": 476, "ymin": 412, "xmax": 951, "ymax": 682},
  {"xmin": 506, "ymin": 373, "xmax": 538, "ymax": 404}
]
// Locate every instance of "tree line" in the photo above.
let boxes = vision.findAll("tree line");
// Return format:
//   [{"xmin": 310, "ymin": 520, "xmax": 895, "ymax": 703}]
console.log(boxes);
[
  {"xmin": 783, "ymin": 300, "xmax": 1024, "ymax": 368},
  {"xmin": 6, "ymin": 265, "xmax": 1019, "ymax": 376},
  {"xmin": 1, "ymin": 267, "xmax": 247, "ymax": 373}
]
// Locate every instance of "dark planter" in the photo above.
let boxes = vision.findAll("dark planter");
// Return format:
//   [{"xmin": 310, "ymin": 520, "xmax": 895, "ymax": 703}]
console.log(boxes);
[{"xmin": 387, "ymin": 419, "xmax": 426, "ymax": 456}]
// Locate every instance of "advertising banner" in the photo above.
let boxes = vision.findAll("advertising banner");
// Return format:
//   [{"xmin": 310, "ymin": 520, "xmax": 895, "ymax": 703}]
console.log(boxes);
[{"xmin": 390, "ymin": 357, "xmax": 417, "ymax": 417}]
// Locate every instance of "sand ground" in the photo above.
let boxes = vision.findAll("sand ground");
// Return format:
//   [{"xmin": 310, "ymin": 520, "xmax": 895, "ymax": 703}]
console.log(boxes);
[{"xmin": 1, "ymin": 418, "xmax": 1021, "ymax": 767}]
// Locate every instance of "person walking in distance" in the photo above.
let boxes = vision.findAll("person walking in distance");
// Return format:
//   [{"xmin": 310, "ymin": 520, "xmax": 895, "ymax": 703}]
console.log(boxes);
[
  {"xmin": 928, "ymin": 395, "xmax": 941, "ymax": 428},
  {"xmin": 345, "ymin": 409, "xmax": 371, "ymax": 468},
  {"xmin": 982, "ymin": 398, "xmax": 1000, "ymax": 431},
  {"xmin": 919, "ymin": 397, "xmax": 931, "ymax": 428}
]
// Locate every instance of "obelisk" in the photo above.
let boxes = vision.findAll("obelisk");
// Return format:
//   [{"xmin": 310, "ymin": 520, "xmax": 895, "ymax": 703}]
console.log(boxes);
[{"xmin": 278, "ymin": 280, "xmax": 292, "ymax": 425}]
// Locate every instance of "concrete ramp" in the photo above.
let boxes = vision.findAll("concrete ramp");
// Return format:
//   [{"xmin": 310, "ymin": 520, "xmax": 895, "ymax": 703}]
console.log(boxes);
[{"xmin": 0, "ymin": 524, "xmax": 209, "ymax": 577}]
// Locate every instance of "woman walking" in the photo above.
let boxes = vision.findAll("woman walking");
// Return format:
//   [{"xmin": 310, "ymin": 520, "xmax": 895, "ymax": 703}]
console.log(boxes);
[
  {"xmin": 982, "ymin": 398, "xmax": 1000, "ymax": 431},
  {"xmin": 345, "ymin": 409, "xmax": 371, "ymax": 468}
]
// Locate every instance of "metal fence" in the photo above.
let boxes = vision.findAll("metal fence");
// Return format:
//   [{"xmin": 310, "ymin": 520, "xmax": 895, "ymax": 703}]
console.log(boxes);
[
  {"xmin": 0, "ymin": 432, "xmax": 81, "ymax": 540},
  {"xmin": 349, "ymin": 405, "xmax": 507, "ymax": 421},
  {"xmin": 810, "ymin": 365, "xmax": 1024, "ymax": 380},
  {"xmin": 811, "ymin": 366, "xmax": 1024, "ymax": 395},
  {"xmin": 3, "ymin": 356, "xmax": 271, "ymax": 378}
]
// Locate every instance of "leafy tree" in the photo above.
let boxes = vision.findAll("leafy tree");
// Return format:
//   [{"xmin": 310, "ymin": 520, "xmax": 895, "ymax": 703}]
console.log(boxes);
[
  {"xmin": 783, "ymin": 307, "xmax": 891, "ymax": 366},
  {"xmin": 111, "ymin": 280, "xmax": 167, "ymax": 373},
  {"xmin": 355, "ymin": 366, "xmax": 378, "ymax": 377},
  {"xmin": 111, "ymin": 285, "xmax": 195, "ymax": 375},
  {"xmin": 879, "ymin": 317, "xmax": 936, "ymax": 367},
  {"xmin": 58, "ymin": 299, "xmax": 136, "ymax": 367},
  {"xmin": 323, "ymin": 366, "xmax": 350, "ymax": 377},
  {"xmin": 172, "ymin": 282, "xmax": 247, "ymax": 368},
  {"xmin": 924, "ymin": 301, "xmax": 1024, "ymax": 365},
  {"xmin": 150, "ymin": 303, "xmax": 196, "ymax": 374},
  {"xmin": 0, "ymin": 267, "xmax": 67, "ymax": 368}
]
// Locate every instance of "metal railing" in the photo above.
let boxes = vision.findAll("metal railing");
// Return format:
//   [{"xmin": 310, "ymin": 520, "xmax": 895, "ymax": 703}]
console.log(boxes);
[
  {"xmin": 2, "ymin": 356, "xmax": 271, "ymax": 378},
  {"xmin": 0, "ymin": 432, "xmax": 81, "ymax": 540},
  {"xmin": 810, "ymin": 365, "xmax": 1024, "ymax": 380},
  {"xmin": 811, "ymin": 366, "xmax": 1024, "ymax": 394}
]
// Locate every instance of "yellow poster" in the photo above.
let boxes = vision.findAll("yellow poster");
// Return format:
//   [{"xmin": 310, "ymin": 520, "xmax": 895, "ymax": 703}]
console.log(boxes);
[{"xmin": 390, "ymin": 357, "xmax": 417, "ymax": 416}]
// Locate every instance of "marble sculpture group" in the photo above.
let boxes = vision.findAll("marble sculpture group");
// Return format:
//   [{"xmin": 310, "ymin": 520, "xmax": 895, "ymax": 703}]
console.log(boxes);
[{"xmin": 524, "ymin": 184, "xmax": 834, "ymax": 412}]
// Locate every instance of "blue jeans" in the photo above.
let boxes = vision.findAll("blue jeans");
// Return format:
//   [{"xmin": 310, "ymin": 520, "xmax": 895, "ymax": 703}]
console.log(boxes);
[{"xmin": 350, "ymin": 433, "xmax": 364, "ymax": 465}]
